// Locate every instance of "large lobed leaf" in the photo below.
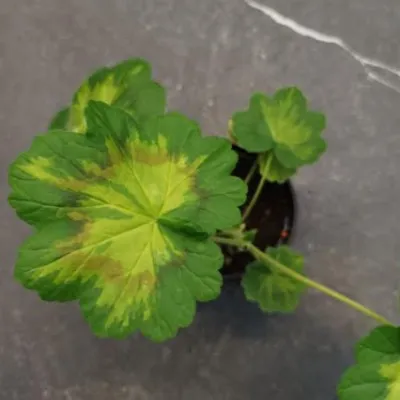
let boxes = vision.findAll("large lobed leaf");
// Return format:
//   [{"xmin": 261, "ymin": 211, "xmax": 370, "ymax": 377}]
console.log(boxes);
[
  {"xmin": 9, "ymin": 102, "xmax": 246, "ymax": 341},
  {"xmin": 338, "ymin": 325, "xmax": 400, "ymax": 400},
  {"xmin": 49, "ymin": 58, "xmax": 165, "ymax": 133},
  {"xmin": 231, "ymin": 87, "xmax": 326, "ymax": 183},
  {"xmin": 241, "ymin": 246, "xmax": 306, "ymax": 313}
]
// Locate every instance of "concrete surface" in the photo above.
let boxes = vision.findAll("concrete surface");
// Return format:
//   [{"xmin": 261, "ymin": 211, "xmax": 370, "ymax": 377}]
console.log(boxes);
[{"xmin": 1, "ymin": 0, "xmax": 400, "ymax": 399}]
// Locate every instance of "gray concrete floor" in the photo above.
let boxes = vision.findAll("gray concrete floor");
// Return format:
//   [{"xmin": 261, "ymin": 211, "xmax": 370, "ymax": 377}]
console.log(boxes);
[{"xmin": 1, "ymin": 0, "xmax": 400, "ymax": 399}]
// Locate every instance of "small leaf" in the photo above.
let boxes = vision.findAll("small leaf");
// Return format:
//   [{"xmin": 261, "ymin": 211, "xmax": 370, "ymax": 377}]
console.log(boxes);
[
  {"xmin": 48, "ymin": 59, "xmax": 166, "ymax": 133},
  {"xmin": 241, "ymin": 246, "xmax": 306, "ymax": 313},
  {"xmin": 231, "ymin": 87, "xmax": 327, "ymax": 182},
  {"xmin": 338, "ymin": 325, "xmax": 400, "ymax": 400},
  {"xmin": 9, "ymin": 102, "xmax": 246, "ymax": 341}
]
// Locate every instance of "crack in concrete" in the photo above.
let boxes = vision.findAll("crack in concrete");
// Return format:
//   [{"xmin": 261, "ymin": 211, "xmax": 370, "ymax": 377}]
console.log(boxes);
[{"xmin": 245, "ymin": 0, "xmax": 400, "ymax": 94}]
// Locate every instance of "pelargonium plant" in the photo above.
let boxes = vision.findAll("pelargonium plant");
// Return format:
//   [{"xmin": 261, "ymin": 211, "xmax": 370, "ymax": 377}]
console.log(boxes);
[{"xmin": 8, "ymin": 58, "xmax": 400, "ymax": 400}]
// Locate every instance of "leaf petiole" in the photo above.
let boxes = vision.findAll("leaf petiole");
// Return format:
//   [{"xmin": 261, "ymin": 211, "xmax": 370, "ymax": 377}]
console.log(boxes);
[
  {"xmin": 242, "ymin": 154, "xmax": 272, "ymax": 221},
  {"xmin": 213, "ymin": 236, "xmax": 241, "ymax": 247},
  {"xmin": 213, "ymin": 236, "xmax": 394, "ymax": 327},
  {"xmin": 244, "ymin": 160, "xmax": 258, "ymax": 184},
  {"xmin": 243, "ymin": 175, "xmax": 267, "ymax": 221}
]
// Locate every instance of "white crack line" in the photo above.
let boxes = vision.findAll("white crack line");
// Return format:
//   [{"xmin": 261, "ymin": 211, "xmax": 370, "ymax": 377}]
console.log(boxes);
[{"xmin": 245, "ymin": 0, "xmax": 400, "ymax": 94}]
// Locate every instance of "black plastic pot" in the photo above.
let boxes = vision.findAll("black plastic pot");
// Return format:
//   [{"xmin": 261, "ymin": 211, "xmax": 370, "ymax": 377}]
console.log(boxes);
[{"xmin": 220, "ymin": 146, "xmax": 296, "ymax": 282}]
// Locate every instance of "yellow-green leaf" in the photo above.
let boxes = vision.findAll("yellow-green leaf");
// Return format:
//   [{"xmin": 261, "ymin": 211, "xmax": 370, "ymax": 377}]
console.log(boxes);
[
  {"xmin": 9, "ymin": 102, "xmax": 246, "ymax": 341},
  {"xmin": 50, "ymin": 58, "xmax": 166, "ymax": 133},
  {"xmin": 231, "ymin": 87, "xmax": 327, "ymax": 182},
  {"xmin": 338, "ymin": 325, "xmax": 400, "ymax": 400}
]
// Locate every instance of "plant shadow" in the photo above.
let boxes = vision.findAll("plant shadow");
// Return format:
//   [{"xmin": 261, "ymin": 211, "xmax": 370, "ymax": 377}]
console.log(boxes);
[
  {"xmin": 193, "ymin": 281, "xmax": 281, "ymax": 341},
  {"xmin": 17, "ymin": 288, "xmax": 354, "ymax": 399}
]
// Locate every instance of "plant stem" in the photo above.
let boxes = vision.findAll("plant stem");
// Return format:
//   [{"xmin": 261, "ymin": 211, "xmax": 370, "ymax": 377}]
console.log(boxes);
[
  {"xmin": 243, "ymin": 175, "xmax": 267, "ymax": 221},
  {"xmin": 213, "ymin": 236, "xmax": 394, "ymax": 326},
  {"xmin": 244, "ymin": 161, "xmax": 258, "ymax": 184}
]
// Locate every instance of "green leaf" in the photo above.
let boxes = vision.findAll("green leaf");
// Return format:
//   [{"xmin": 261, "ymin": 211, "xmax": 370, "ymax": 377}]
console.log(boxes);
[
  {"xmin": 259, "ymin": 152, "xmax": 297, "ymax": 183},
  {"xmin": 241, "ymin": 246, "xmax": 306, "ymax": 313},
  {"xmin": 231, "ymin": 87, "xmax": 327, "ymax": 182},
  {"xmin": 9, "ymin": 102, "xmax": 246, "ymax": 341},
  {"xmin": 49, "ymin": 107, "xmax": 69, "ymax": 130},
  {"xmin": 338, "ymin": 325, "xmax": 400, "ymax": 400},
  {"xmin": 230, "ymin": 94, "xmax": 275, "ymax": 152},
  {"xmin": 49, "ymin": 59, "xmax": 166, "ymax": 133}
]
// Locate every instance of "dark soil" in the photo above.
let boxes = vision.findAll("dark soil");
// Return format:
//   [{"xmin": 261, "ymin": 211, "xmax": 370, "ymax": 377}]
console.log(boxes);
[{"xmin": 220, "ymin": 146, "xmax": 296, "ymax": 282}]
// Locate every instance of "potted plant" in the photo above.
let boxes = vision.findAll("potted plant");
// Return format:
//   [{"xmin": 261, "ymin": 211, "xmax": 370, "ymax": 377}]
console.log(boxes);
[{"xmin": 8, "ymin": 58, "xmax": 399, "ymax": 400}]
